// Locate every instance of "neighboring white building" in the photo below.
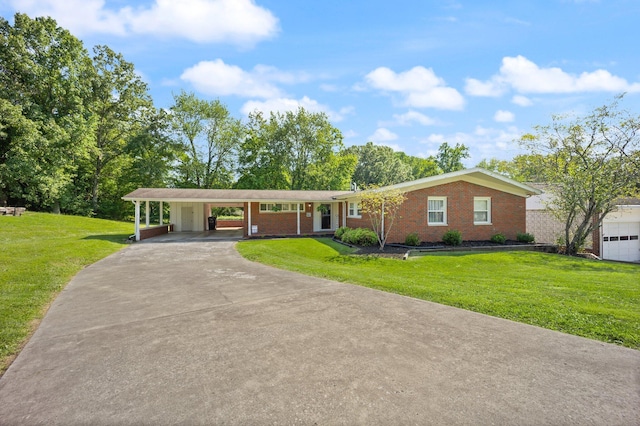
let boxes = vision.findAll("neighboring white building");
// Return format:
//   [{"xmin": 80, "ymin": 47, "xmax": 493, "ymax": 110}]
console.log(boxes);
[
  {"xmin": 599, "ymin": 203, "xmax": 640, "ymax": 263},
  {"xmin": 526, "ymin": 186, "xmax": 640, "ymax": 263}
]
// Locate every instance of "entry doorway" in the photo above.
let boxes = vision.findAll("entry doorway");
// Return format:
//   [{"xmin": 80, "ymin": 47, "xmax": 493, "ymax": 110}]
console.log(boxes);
[
  {"xmin": 181, "ymin": 206, "xmax": 194, "ymax": 231},
  {"xmin": 320, "ymin": 204, "xmax": 331, "ymax": 230},
  {"xmin": 314, "ymin": 202, "xmax": 337, "ymax": 232}
]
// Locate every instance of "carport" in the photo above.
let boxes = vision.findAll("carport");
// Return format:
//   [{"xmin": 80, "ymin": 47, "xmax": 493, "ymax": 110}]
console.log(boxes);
[{"xmin": 122, "ymin": 188, "xmax": 352, "ymax": 241}]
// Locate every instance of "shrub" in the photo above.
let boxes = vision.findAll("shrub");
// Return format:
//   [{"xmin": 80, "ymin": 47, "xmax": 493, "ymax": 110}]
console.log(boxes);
[
  {"xmin": 334, "ymin": 226, "xmax": 350, "ymax": 240},
  {"xmin": 405, "ymin": 232, "xmax": 420, "ymax": 246},
  {"xmin": 442, "ymin": 229, "xmax": 462, "ymax": 246},
  {"xmin": 517, "ymin": 232, "xmax": 535, "ymax": 243},
  {"xmin": 490, "ymin": 233, "xmax": 506, "ymax": 244},
  {"xmin": 341, "ymin": 228, "xmax": 378, "ymax": 246}
]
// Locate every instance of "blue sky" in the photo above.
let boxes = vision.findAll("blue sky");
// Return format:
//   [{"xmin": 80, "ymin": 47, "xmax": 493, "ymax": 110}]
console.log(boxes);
[{"xmin": 2, "ymin": 0, "xmax": 640, "ymax": 165}]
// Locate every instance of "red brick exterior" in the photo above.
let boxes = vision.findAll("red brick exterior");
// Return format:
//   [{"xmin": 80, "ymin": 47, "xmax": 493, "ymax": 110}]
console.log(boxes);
[
  {"xmin": 347, "ymin": 181, "xmax": 527, "ymax": 244},
  {"xmin": 243, "ymin": 202, "xmax": 319, "ymax": 237},
  {"xmin": 139, "ymin": 224, "xmax": 172, "ymax": 240}
]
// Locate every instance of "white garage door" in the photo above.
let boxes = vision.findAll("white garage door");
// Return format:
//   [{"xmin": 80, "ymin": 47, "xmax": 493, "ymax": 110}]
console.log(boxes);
[{"xmin": 602, "ymin": 222, "xmax": 640, "ymax": 262}]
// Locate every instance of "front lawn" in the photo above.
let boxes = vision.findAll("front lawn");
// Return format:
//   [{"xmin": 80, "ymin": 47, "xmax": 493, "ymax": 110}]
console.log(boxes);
[
  {"xmin": 0, "ymin": 213, "xmax": 132, "ymax": 374},
  {"xmin": 236, "ymin": 238, "xmax": 640, "ymax": 349}
]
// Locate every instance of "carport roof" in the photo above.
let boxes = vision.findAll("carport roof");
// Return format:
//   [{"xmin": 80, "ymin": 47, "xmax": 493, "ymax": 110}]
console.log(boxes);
[{"xmin": 122, "ymin": 188, "xmax": 353, "ymax": 203}]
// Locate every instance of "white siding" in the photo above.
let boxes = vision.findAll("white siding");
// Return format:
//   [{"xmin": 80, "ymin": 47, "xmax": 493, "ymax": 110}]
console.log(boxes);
[{"xmin": 170, "ymin": 202, "xmax": 206, "ymax": 232}]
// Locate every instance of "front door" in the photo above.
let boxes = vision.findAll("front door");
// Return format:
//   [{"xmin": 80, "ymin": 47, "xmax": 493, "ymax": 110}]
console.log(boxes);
[
  {"xmin": 320, "ymin": 204, "xmax": 331, "ymax": 230},
  {"xmin": 181, "ymin": 206, "xmax": 193, "ymax": 231}
]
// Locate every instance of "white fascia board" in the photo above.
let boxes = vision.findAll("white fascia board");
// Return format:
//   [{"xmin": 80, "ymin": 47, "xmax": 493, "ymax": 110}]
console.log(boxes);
[{"xmin": 334, "ymin": 168, "xmax": 541, "ymax": 200}]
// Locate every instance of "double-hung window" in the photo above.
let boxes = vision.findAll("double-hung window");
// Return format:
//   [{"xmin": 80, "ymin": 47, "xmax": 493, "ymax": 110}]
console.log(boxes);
[
  {"xmin": 428, "ymin": 197, "xmax": 447, "ymax": 225},
  {"xmin": 474, "ymin": 197, "xmax": 491, "ymax": 224},
  {"xmin": 348, "ymin": 202, "xmax": 362, "ymax": 218}
]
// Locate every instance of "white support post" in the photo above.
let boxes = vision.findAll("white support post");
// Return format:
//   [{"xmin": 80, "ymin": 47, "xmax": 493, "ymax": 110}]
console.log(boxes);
[
  {"xmin": 247, "ymin": 202, "xmax": 252, "ymax": 236},
  {"xmin": 159, "ymin": 201, "xmax": 163, "ymax": 225},
  {"xmin": 296, "ymin": 202, "xmax": 301, "ymax": 235},
  {"xmin": 145, "ymin": 201, "xmax": 150, "ymax": 228},
  {"xmin": 134, "ymin": 200, "xmax": 141, "ymax": 241}
]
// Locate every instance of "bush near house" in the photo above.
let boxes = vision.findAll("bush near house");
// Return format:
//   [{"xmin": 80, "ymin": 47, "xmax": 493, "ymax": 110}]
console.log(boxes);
[
  {"xmin": 341, "ymin": 228, "xmax": 378, "ymax": 246},
  {"xmin": 517, "ymin": 232, "xmax": 535, "ymax": 243},
  {"xmin": 490, "ymin": 233, "xmax": 507, "ymax": 244},
  {"xmin": 405, "ymin": 232, "xmax": 421, "ymax": 246},
  {"xmin": 442, "ymin": 229, "xmax": 462, "ymax": 246},
  {"xmin": 334, "ymin": 226, "xmax": 350, "ymax": 240}
]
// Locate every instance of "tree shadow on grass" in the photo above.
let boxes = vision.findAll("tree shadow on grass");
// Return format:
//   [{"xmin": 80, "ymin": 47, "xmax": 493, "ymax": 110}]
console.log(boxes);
[{"xmin": 82, "ymin": 234, "xmax": 132, "ymax": 245}]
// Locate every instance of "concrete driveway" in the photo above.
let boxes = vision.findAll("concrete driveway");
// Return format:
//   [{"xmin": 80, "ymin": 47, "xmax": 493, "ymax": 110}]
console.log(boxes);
[{"xmin": 0, "ymin": 234, "xmax": 638, "ymax": 425}]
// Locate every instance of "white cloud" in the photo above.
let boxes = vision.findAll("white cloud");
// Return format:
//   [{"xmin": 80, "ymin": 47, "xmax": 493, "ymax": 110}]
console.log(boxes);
[
  {"xmin": 380, "ymin": 110, "xmax": 437, "ymax": 127},
  {"xmin": 512, "ymin": 95, "xmax": 533, "ymax": 106},
  {"xmin": 240, "ymin": 96, "xmax": 346, "ymax": 122},
  {"xmin": 421, "ymin": 126, "xmax": 524, "ymax": 164},
  {"xmin": 494, "ymin": 110, "xmax": 515, "ymax": 123},
  {"xmin": 181, "ymin": 60, "xmax": 283, "ymax": 98},
  {"xmin": 11, "ymin": 0, "xmax": 279, "ymax": 44},
  {"xmin": 368, "ymin": 128, "xmax": 398, "ymax": 143},
  {"xmin": 364, "ymin": 66, "xmax": 465, "ymax": 110},
  {"xmin": 467, "ymin": 55, "xmax": 640, "ymax": 96},
  {"xmin": 464, "ymin": 78, "xmax": 506, "ymax": 97}
]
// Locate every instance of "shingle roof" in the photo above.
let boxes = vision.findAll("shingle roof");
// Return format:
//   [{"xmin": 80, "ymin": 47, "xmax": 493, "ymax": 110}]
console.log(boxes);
[{"xmin": 122, "ymin": 188, "xmax": 352, "ymax": 202}]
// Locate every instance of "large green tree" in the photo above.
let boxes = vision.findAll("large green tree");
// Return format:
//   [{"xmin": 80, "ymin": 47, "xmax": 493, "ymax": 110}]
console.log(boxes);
[
  {"xmin": 171, "ymin": 91, "xmax": 243, "ymax": 188},
  {"xmin": 87, "ymin": 45, "xmax": 154, "ymax": 214},
  {"xmin": 436, "ymin": 142, "xmax": 470, "ymax": 173},
  {"xmin": 0, "ymin": 14, "xmax": 94, "ymax": 212},
  {"xmin": 394, "ymin": 151, "xmax": 441, "ymax": 179},
  {"xmin": 476, "ymin": 154, "xmax": 550, "ymax": 182},
  {"xmin": 520, "ymin": 95, "xmax": 640, "ymax": 256},
  {"xmin": 345, "ymin": 142, "xmax": 413, "ymax": 187},
  {"xmin": 237, "ymin": 108, "xmax": 354, "ymax": 190}
]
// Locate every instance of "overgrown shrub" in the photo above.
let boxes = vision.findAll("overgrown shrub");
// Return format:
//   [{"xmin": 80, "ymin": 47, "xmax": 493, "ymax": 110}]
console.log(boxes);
[
  {"xmin": 442, "ymin": 229, "xmax": 462, "ymax": 246},
  {"xmin": 517, "ymin": 232, "xmax": 535, "ymax": 243},
  {"xmin": 405, "ymin": 232, "xmax": 420, "ymax": 246},
  {"xmin": 341, "ymin": 228, "xmax": 378, "ymax": 246},
  {"xmin": 334, "ymin": 226, "xmax": 350, "ymax": 240},
  {"xmin": 490, "ymin": 233, "xmax": 506, "ymax": 244}
]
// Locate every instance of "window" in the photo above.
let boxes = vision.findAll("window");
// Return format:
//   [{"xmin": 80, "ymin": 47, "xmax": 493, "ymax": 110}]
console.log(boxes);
[
  {"xmin": 259, "ymin": 203, "xmax": 303, "ymax": 213},
  {"xmin": 428, "ymin": 197, "xmax": 447, "ymax": 225},
  {"xmin": 474, "ymin": 197, "xmax": 491, "ymax": 224},
  {"xmin": 348, "ymin": 202, "xmax": 362, "ymax": 218}
]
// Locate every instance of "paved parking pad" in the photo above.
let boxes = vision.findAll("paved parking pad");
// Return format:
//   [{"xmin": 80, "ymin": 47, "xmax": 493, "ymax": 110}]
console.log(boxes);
[{"xmin": 0, "ymin": 237, "xmax": 638, "ymax": 425}]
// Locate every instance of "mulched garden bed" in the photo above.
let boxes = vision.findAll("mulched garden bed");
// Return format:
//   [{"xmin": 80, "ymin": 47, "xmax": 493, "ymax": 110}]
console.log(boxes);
[{"xmin": 341, "ymin": 239, "xmax": 547, "ymax": 259}]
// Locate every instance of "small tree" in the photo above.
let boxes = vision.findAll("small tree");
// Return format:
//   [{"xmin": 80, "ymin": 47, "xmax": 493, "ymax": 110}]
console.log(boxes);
[
  {"xmin": 358, "ymin": 186, "xmax": 407, "ymax": 250},
  {"xmin": 520, "ymin": 95, "xmax": 640, "ymax": 256}
]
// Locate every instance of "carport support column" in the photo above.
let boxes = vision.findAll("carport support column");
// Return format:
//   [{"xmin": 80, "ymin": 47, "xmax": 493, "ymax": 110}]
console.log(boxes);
[
  {"xmin": 159, "ymin": 201, "xmax": 163, "ymax": 225},
  {"xmin": 248, "ymin": 202, "xmax": 252, "ymax": 236},
  {"xmin": 297, "ymin": 203, "xmax": 301, "ymax": 235},
  {"xmin": 134, "ymin": 200, "xmax": 141, "ymax": 241},
  {"xmin": 145, "ymin": 201, "xmax": 150, "ymax": 228}
]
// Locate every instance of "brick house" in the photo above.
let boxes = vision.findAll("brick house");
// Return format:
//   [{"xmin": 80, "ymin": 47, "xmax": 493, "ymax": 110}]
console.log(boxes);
[{"xmin": 122, "ymin": 168, "xmax": 541, "ymax": 243}]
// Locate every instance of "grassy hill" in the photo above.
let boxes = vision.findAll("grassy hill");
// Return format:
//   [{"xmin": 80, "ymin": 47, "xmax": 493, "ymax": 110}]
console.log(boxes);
[{"xmin": 0, "ymin": 212, "xmax": 133, "ymax": 374}]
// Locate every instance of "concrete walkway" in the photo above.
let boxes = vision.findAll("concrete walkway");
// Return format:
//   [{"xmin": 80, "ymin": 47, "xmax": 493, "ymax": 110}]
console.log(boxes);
[{"xmin": 0, "ymin": 237, "xmax": 638, "ymax": 425}]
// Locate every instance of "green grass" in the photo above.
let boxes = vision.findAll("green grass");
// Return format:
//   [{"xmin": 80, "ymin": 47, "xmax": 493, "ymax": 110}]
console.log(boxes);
[
  {"xmin": 0, "ymin": 212, "xmax": 133, "ymax": 373},
  {"xmin": 237, "ymin": 238, "xmax": 640, "ymax": 349}
]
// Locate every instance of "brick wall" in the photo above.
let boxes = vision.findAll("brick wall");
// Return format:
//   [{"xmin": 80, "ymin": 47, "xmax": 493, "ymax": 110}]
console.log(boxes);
[
  {"xmin": 139, "ymin": 224, "xmax": 172, "ymax": 240},
  {"xmin": 526, "ymin": 210, "xmax": 564, "ymax": 244},
  {"xmin": 526, "ymin": 209, "xmax": 593, "ymax": 249},
  {"xmin": 244, "ymin": 202, "xmax": 315, "ymax": 237},
  {"xmin": 349, "ymin": 181, "xmax": 527, "ymax": 244}
]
